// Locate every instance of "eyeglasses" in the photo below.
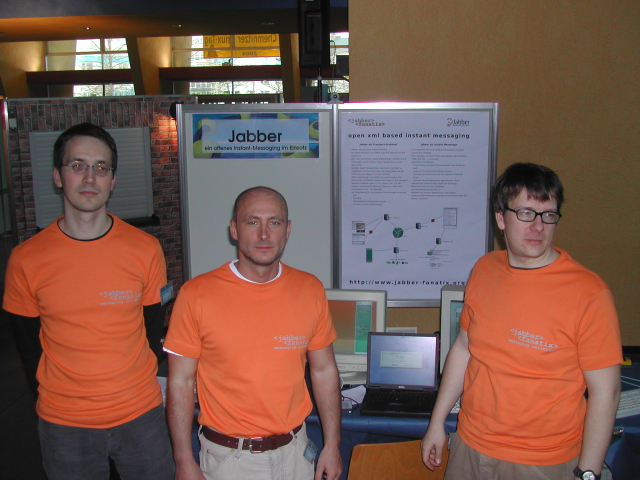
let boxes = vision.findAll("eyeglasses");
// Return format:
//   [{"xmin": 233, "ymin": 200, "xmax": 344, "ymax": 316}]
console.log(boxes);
[
  {"xmin": 505, "ymin": 207, "xmax": 562, "ymax": 224},
  {"xmin": 62, "ymin": 161, "xmax": 113, "ymax": 177}
]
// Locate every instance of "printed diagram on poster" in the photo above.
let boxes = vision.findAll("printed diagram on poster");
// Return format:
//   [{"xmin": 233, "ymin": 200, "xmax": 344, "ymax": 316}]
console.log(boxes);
[
  {"xmin": 339, "ymin": 107, "xmax": 496, "ymax": 303},
  {"xmin": 191, "ymin": 112, "xmax": 320, "ymax": 159},
  {"xmin": 351, "ymin": 206, "xmax": 459, "ymax": 265}
]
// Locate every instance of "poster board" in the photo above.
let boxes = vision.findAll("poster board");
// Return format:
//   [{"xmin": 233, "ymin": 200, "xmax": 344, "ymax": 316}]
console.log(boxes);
[
  {"xmin": 335, "ymin": 103, "xmax": 498, "ymax": 306},
  {"xmin": 178, "ymin": 103, "xmax": 334, "ymax": 285}
]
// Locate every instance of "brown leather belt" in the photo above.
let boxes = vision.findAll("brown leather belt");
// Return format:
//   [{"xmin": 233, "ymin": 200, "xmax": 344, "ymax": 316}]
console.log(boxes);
[{"xmin": 202, "ymin": 424, "xmax": 303, "ymax": 453}]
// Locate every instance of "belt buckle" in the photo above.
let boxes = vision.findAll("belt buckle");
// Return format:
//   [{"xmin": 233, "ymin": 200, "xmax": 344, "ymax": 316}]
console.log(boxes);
[{"xmin": 248, "ymin": 437, "xmax": 264, "ymax": 454}]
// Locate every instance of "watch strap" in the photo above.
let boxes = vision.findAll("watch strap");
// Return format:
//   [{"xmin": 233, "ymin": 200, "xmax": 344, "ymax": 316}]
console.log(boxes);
[{"xmin": 573, "ymin": 466, "xmax": 601, "ymax": 480}]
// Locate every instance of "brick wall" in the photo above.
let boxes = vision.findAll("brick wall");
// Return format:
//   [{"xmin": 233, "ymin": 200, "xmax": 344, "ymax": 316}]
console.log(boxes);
[{"xmin": 5, "ymin": 95, "xmax": 196, "ymax": 294}]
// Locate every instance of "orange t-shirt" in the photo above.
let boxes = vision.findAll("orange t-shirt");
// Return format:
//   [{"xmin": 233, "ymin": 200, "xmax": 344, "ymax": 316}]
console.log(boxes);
[
  {"xmin": 457, "ymin": 248, "xmax": 622, "ymax": 465},
  {"xmin": 164, "ymin": 262, "xmax": 337, "ymax": 437},
  {"xmin": 3, "ymin": 216, "xmax": 166, "ymax": 428}
]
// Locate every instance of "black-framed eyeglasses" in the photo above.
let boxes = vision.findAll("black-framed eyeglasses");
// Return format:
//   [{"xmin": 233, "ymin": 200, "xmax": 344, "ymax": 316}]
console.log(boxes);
[
  {"xmin": 62, "ymin": 161, "xmax": 113, "ymax": 177},
  {"xmin": 505, "ymin": 207, "xmax": 562, "ymax": 224}
]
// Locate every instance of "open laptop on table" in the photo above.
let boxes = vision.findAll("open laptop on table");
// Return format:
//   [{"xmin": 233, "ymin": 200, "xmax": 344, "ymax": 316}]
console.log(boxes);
[{"xmin": 360, "ymin": 332, "xmax": 440, "ymax": 418}]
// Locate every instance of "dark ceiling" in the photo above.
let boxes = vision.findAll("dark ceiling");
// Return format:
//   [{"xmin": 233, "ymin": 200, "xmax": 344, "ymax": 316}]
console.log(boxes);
[{"xmin": 0, "ymin": 1, "xmax": 348, "ymax": 43}]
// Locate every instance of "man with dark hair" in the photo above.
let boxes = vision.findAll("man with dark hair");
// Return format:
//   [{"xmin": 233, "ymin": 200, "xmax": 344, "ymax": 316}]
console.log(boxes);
[
  {"xmin": 53, "ymin": 122, "xmax": 119, "ymax": 174},
  {"xmin": 3, "ymin": 123, "xmax": 174, "ymax": 480},
  {"xmin": 422, "ymin": 163, "xmax": 621, "ymax": 480},
  {"xmin": 165, "ymin": 186, "xmax": 343, "ymax": 480}
]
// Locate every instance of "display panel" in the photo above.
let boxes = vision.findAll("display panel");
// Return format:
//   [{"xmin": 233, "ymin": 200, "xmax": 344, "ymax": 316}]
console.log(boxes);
[
  {"xmin": 336, "ymin": 103, "xmax": 498, "ymax": 306},
  {"xmin": 326, "ymin": 288, "xmax": 387, "ymax": 385},
  {"xmin": 178, "ymin": 103, "xmax": 333, "ymax": 285},
  {"xmin": 368, "ymin": 333, "xmax": 438, "ymax": 389},
  {"xmin": 439, "ymin": 284, "xmax": 465, "ymax": 373}
]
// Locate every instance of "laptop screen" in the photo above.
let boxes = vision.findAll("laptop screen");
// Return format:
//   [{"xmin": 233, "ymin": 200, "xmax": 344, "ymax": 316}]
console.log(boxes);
[{"xmin": 367, "ymin": 333, "xmax": 439, "ymax": 390}]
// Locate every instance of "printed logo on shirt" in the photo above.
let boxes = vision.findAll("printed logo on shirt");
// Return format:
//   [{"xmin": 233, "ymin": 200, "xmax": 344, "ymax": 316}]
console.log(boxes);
[
  {"xmin": 99, "ymin": 289, "xmax": 143, "ymax": 306},
  {"xmin": 508, "ymin": 328, "xmax": 558, "ymax": 352},
  {"xmin": 273, "ymin": 335, "xmax": 309, "ymax": 350}
]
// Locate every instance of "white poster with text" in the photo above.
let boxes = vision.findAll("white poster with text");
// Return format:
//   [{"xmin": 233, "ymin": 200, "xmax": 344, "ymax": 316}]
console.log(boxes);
[{"xmin": 339, "ymin": 109, "xmax": 493, "ymax": 301}]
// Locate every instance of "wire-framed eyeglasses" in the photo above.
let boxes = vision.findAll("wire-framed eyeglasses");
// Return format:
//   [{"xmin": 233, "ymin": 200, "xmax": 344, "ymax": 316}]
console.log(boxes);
[
  {"xmin": 504, "ymin": 207, "xmax": 562, "ymax": 224},
  {"xmin": 62, "ymin": 161, "xmax": 113, "ymax": 177}
]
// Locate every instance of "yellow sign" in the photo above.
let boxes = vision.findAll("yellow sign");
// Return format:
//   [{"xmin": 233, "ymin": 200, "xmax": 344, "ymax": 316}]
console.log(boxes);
[
  {"xmin": 203, "ymin": 34, "xmax": 279, "ymax": 49},
  {"xmin": 237, "ymin": 49, "xmax": 280, "ymax": 58},
  {"xmin": 203, "ymin": 36, "xmax": 230, "ymax": 49},
  {"xmin": 203, "ymin": 34, "xmax": 280, "ymax": 59},
  {"xmin": 235, "ymin": 34, "xmax": 279, "ymax": 48},
  {"xmin": 204, "ymin": 50, "xmax": 232, "ymax": 59},
  {"xmin": 203, "ymin": 49, "xmax": 280, "ymax": 59},
  {"xmin": 203, "ymin": 33, "xmax": 280, "ymax": 58}
]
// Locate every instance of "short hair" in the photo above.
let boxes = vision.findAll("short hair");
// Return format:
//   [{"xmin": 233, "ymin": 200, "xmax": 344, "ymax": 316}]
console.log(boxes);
[
  {"xmin": 53, "ymin": 123, "xmax": 118, "ymax": 174},
  {"xmin": 492, "ymin": 163, "xmax": 564, "ymax": 213},
  {"xmin": 232, "ymin": 186, "xmax": 288, "ymax": 222}
]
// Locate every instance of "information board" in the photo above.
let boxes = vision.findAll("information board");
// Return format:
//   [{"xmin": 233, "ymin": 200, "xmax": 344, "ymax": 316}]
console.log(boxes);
[
  {"xmin": 178, "ymin": 103, "xmax": 334, "ymax": 285},
  {"xmin": 177, "ymin": 102, "xmax": 498, "ymax": 306},
  {"xmin": 336, "ymin": 103, "xmax": 498, "ymax": 306}
]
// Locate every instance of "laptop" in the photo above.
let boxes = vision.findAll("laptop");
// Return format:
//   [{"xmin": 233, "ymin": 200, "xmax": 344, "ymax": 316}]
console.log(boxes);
[{"xmin": 360, "ymin": 332, "xmax": 440, "ymax": 417}]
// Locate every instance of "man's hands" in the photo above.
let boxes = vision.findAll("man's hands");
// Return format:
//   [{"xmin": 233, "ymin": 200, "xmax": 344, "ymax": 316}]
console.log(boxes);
[
  {"xmin": 174, "ymin": 459, "xmax": 205, "ymax": 480},
  {"xmin": 314, "ymin": 443, "xmax": 343, "ymax": 480},
  {"xmin": 421, "ymin": 426, "xmax": 447, "ymax": 471}
]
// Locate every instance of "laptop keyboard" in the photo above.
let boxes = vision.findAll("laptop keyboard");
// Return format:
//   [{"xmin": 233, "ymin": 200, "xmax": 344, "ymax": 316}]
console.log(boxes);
[{"xmin": 368, "ymin": 389, "xmax": 435, "ymax": 404}]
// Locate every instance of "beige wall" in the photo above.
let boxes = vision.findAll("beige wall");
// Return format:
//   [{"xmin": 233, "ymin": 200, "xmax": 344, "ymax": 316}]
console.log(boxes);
[
  {"xmin": 0, "ymin": 42, "xmax": 45, "ymax": 98},
  {"xmin": 131, "ymin": 37, "xmax": 172, "ymax": 95},
  {"xmin": 350, "ymin": 0, "xmax": 640, "ymax": 344}
]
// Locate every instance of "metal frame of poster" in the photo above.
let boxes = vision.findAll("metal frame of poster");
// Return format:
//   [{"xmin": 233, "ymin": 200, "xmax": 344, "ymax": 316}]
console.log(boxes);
[
  {"xmin": 177, "ymin": 103, "xmax": 334, "ymax": 285},
  {"xmin": 334, "ymin": 103, "xmax": 499, "ymax": 307}
]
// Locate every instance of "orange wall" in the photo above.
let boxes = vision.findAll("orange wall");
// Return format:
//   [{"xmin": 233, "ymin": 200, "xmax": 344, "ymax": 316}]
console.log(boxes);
[
  {"xmin": 349, "ymin": 0, "xmax": 640, "ymax": 344},
  {"xmin": 0, "ymin": 42, "xmax": 45, "ymax": 98}
]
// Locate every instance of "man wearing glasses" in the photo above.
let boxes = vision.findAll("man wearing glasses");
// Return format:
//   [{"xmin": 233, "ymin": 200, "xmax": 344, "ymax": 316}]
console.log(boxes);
[
  {"xmin": 422, "ymin": 163, "xmax": 621, "ymax": 480},
  {"xmin": 3, "ymin": 123, "xmax": 174, "ymax": 479}
]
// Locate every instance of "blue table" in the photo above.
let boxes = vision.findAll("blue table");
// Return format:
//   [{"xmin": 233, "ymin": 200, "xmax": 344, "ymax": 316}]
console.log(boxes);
[
  {"xmin": 181, "ymin": 362, "xmax": 640, "ymax": 480},
  {"xmin": 605, "ymin": 361, "xmax": 640, "ymax": 480},
  {"xmin": 307, "ymin": 362, "xmax": 640, "ymax": 480}
]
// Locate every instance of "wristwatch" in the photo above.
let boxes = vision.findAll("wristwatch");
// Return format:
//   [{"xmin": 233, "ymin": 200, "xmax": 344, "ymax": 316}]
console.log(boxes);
[{"xmin": 573, "ymin": 467, "xmax": 601, "ymax": 480}]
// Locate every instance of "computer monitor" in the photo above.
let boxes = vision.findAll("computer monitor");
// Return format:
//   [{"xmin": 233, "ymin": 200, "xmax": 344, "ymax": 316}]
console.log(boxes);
[
  {"xmin": 439, "ymin": 285, "xmax": 465, "ymax": 374},
  {"xmin": 326, "ymin": 289, "xmax": 387, "ymax": 385}
]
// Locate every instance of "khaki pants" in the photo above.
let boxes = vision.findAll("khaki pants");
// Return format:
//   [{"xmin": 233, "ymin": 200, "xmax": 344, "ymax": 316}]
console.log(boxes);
[
  {"xmin": 444, "ymin": 432, "xmax": 579, "ymax": 480},
  {"xmin": 199, "ymin": 423, "xmax": 315, "ymax": 480}
]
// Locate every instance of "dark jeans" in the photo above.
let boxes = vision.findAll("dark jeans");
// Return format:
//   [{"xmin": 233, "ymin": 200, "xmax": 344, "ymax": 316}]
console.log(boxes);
[{"xmin": 39, "ymin": 404, "xmax": 175, "ymax": 480}]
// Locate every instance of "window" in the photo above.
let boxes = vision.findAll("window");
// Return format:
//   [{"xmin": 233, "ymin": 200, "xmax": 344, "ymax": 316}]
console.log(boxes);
[
  {"xmin": 46, "ymin": 38, "xmax": 131, "ymax": 71},
  {"xmin": 330, "ymin": 32, "xmax": 349, "ymax": 64},
  {"xmin": 73, "ymin": 84, "xmax": 135, "ymax": 97},
  {"xmin": 174, "ymin": 33, "xmax": 349, "ymax": 96},
  {"xmin": 173, "ymin": 35, "xmax": 281, "ymax": 68},
  {"xmin": 311, "ymin": 32, "xmax": 350, "ymax": 94},
  {"xmin": 45, "ymin": 39, "xmax": 133, "ymax": 97},
  {"xmin": 190, "ymin": 80, "xmax": 283, "ymax": 96}
]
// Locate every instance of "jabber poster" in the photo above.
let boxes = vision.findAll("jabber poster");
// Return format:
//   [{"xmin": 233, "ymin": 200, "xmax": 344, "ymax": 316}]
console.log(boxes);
[
  {"xmin": 180, "ymin": 104, "xmax": 333, "ymax": 287},
  {"xmin": 339, "ymin": 108, "xmax": 495, "ymax": 302},
  {"xmin": 192, "ymin": 112, "xmax": 320, "ymax": 159}
]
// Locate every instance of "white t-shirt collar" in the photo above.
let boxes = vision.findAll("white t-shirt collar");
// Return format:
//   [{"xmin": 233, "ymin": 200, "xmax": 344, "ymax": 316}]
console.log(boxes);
[{"xmin": 228, "ymin": 259, "xmax": 282, "ymax": 284}]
